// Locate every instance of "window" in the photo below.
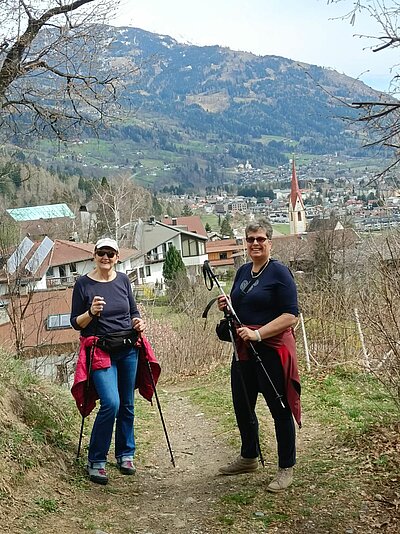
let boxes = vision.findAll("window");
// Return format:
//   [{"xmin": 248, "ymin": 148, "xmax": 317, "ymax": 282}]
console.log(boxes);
[
  {"xmin": 0, "ymin": 300, "xmax": 9, "ymax": 326},
  {"xmin": 59, "ymin": 265, "xmax": 67, "ymax": 281},
  {"xmin": 46, "ymin": 314, "xmax": 72, "ymax": 330},
  {"xmin": 298, "ymin": 212, "xmax": 302, "ymax": 221},
  {"xmin": 46, "ymin": 266, "xmax": 54, "ymax": 277},
  {"xmin": 69, "ymin": 262, "xmax": 77, "ymax": 273},
  {"xmin": 145, "ymin": 266, "xmax": 151, "ymax": 276},
  {"xmin": 181, "ymin": 236, "xmax": 199, "ymax": 257},
  {"xmin": 139, "ymin": 267, "xmax": 145, "ymax": 279},
  {"xmin": 219, "ymin": 252, "xmax": 227, "ymax": 260}
]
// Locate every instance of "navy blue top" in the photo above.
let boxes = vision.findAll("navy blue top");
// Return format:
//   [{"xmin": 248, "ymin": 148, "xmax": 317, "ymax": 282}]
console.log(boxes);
[
  {"xmin": 230, "ymin": 259, "xmax": 298, "ymax": 325},
  {"xmin": 70, "ymin": 272, "xmax": 140, "ymax": 336}
]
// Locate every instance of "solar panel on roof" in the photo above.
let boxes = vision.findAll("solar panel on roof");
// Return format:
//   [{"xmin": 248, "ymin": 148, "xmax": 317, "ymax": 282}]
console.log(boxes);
[
  {"xmin": 25, "ymin": 236, "xmax": 54, "ymax": 275},
  {"xmin": 7, "ymin": 237, "xmax": 34, "ymax": 274}
]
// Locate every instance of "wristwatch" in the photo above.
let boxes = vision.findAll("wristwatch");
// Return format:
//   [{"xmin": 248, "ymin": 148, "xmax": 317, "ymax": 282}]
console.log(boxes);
[{"xmin": 88, "ymin": 307, "xmax": 96, "ymax": 318}]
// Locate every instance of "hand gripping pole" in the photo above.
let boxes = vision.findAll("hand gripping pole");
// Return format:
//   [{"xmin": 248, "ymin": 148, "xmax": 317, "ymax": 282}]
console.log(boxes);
[{"xmin": 202, "ymin": 260, "xmax": 285, "ymax": 408}]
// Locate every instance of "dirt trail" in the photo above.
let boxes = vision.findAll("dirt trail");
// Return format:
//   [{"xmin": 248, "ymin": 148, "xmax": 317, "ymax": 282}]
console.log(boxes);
[
  {"xmin": 6, "ymin": 389, "xmax": 266, "ymax": 533},
  {"xmin": 2, "ymin": 383, "xmax": 397, "ymax": 534}
]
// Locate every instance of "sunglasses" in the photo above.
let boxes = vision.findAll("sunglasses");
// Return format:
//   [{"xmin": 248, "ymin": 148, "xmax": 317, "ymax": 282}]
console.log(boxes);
[
  {"xmin": 246, "ymin": 236, "xmax": 270, "ymax": 244},
  {"xmin": 96, "ymin": 250, "xmax": 117, "ymax": 258}
]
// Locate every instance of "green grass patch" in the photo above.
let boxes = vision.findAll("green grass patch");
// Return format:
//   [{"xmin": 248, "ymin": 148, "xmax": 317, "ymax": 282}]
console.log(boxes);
[
  {"xmin": 272, "ymin": 223, "xmax": 290, "ymax": 235},
  {"xmin": 221, "ymin": 490, "xmax": 256, "ymax": 506},
  {"xmin": 302, "ymin": 369, "xmax": 398, "ymax": 434},
  {"xmin": 34, "ymin": 497, "xmax": 58, "ymax": 514},
  {"xmin": 200, "ymin": 213, "xmax": 220, "ymax": 231}
]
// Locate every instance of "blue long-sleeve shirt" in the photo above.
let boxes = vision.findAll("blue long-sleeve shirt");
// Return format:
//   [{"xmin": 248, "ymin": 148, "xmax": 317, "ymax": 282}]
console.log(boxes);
[
  {"xmin": 70, "ymin": 272, "xmax": 140, "ymax": 337},
  {"xmin": 230, "ymin": 259, "xmax": 298, "ymax": 325}
]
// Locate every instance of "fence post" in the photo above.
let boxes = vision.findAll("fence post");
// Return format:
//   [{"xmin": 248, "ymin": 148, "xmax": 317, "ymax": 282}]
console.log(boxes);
[
  {"xmin": 354, "ymin": 308, "xmax": 370, "ymax": 372},
  {"xmin": 299, "ymin": 313, "xmax": 311, "ymax": 372}
]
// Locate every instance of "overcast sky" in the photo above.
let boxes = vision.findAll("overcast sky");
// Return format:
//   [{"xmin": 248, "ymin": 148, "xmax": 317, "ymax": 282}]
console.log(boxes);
[{"xmin": 113, "ymin": 0, "xmax": 399, "ymax": 92}]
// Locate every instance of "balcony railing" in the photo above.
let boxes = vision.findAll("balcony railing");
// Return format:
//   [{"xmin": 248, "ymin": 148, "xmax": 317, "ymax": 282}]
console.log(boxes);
[
  {"xmin": 47, "ymin": 275, "xmax": 78, "ymax": 288},
  {"xmin": 145, "ymin": 253, "xmax": 165, "ymax": 264}
]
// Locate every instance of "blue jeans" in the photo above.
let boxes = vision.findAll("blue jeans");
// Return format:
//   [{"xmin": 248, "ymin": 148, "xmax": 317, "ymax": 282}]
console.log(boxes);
[{"xmin": 88, "ymin": 347, "xmax": 139, "ymax": 465}]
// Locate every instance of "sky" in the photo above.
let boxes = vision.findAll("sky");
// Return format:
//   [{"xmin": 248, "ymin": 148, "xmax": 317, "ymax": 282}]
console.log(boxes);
[{"xmin": 112, "ymin": 0, "xmax": 399, "ymax": 92}]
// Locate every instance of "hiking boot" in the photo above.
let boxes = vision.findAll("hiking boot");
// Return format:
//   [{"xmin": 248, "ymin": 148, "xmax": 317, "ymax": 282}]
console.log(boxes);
[
  {"xmin": 267, "ymin": 467, "xmax": 293, "ymax": 492},
  {"xmin": 219, "ymin": 455, "xmax": 258, "ymax": 475},
  {"xmin": 86, "ymin": 462, "xmax": 108, "ymax": 485},
  {"xmin": 117, "ymin": 457, "xmax": 136, "ymax": 475}
]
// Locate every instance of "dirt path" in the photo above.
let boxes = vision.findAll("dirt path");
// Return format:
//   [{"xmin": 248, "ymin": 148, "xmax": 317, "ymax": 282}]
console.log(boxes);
[
  {"xmin": 6, "ymin": 388, "xmax": 259, "ymax": 534},
  {"xmin": 2, "ymin": 382, "xmax": 397, "ymax": 534}
]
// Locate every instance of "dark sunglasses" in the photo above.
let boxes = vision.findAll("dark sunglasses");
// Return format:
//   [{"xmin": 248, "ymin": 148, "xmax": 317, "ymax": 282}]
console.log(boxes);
[
  {"xmin": 246, "ymin": 236, "xmax": 269, "ymax": 244},
  {"xmin": 96, "ymin": 250, "xmax": 116, "ymax": 258}
]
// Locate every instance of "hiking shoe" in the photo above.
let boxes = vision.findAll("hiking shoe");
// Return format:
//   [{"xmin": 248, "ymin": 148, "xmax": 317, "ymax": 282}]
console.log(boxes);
[
  {"xmin": 219, "ymin": 455, "xmax": 258, "ymax": 475},
  {"xmin": 86, "ymin": 462, "xmax": 108, "ymax": 485},
  {"xmin": 117, "ymin": 458, "xmax": 136, "ymax": 475},
  {"xmin": 267, "ymin": 467, "xmax": 293, "ymax": 492}
]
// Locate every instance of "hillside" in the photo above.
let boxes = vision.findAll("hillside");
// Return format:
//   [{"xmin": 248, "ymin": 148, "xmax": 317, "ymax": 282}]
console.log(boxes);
[{"xmin": 11, "ymin": 26, "xmax": 388, "ymax": 192}]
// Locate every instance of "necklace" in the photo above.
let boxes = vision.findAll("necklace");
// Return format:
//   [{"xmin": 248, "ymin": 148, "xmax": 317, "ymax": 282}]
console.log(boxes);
[{"xmin": 251, "ymin": 259, "xmax": 270, "ymax": 279}]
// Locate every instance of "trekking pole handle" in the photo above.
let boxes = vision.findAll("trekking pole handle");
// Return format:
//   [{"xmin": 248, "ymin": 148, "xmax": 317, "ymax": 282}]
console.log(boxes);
[{"xmin": 202, "ymin": 260, "xmax": 241, "ymax": 323}]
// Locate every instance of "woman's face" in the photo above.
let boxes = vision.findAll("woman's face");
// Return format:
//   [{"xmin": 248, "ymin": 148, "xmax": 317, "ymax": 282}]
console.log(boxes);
[
  {"xmin": 93, "ymin": 248, "xmax": 119, "ymax": 270},
  {"xmin": 246, "ymin": 229, "xmax": 272, "ymax": 264}
]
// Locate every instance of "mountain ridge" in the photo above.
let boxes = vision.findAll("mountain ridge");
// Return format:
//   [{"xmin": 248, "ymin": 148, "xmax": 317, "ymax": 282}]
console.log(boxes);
[{"xmin": 15, "ymin": 25, "xmax": 388, "ymax": 192}]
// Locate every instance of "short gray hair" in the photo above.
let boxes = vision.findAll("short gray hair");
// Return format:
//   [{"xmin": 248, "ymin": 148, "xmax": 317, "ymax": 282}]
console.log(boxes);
[{"xmin": 245, "ymin": 218, "xmax": 273, "ymax": 239}]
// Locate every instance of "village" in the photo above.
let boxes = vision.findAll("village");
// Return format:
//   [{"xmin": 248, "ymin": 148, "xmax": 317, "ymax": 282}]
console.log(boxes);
[{"xmin": 0, "ymin": 157, "xmax": 398, "ymax": 376}]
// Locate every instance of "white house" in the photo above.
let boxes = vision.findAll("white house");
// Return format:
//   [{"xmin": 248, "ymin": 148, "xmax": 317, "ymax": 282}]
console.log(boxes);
[
  {"xmin": 126, "ymin": 218, "xmax": 208, "ymax": 287},
  {"xmin": 0, "ymin": 238, "xmax": 139, "ymax": 296}
]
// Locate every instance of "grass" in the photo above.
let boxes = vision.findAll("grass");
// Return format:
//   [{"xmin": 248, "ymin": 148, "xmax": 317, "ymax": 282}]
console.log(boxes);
[
  {"xmin": 303, "ymin": 369, "xmax": 398, "ymax": 434},
  {"xmin": 272, "ymin": 223, "xmax": 290, "ymax": 235},
  {"xmin": 179, "ymin": 365, "xmax": 398, "ymax": 532},
  {"xmin": 200, "ymin": 213, "xmax": 220, "ymax": 231}
]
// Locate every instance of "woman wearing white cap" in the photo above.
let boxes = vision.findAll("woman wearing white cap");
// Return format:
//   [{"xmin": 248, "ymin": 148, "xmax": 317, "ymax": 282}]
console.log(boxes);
[{"xmin": 71, "ymin": 238, "xmax": 145, "ymax": 485}]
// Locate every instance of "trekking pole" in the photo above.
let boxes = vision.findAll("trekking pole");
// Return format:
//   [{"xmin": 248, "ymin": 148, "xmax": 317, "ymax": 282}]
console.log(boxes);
[
  {"xmin": 76, "ymin": 316, "xmax": 98, "ymax": 460},
  {"xmin": 146, "ymin": 359, "xmax": 176, "ymax": 467},
  {"xmin": 203, "ymin": 264, "xmax": 267, "ymax": 466},
  {"xmin": 225, "ymin": 312, "xmax": 265, "ymax": 467},
  {"xmin": 202, "ymin": 260, "xmax": 285, "ymax": 408}
]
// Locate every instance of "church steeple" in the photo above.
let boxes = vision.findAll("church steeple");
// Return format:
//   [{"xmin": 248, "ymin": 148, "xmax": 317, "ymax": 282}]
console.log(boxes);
[{"xmin": 288, "ymin": 157, "xmax": 306, "ymax": 235}]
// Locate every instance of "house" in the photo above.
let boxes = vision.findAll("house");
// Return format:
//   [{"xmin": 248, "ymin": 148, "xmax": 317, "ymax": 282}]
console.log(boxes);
[
  {"xmin": 6, "ymin": 203, "xmax": 76, "ymax": 241},
  {"xmin": 124, "ymin": 218, "xmax": 208, "ymax": 287},
  {"xmin": 0, "ymin": 238, "xmax": 139, "ymax": 296},
  {"xmin": 0, "ymin": 238, "xmax": 139, "ymax": 356},
  {"xmin": 307, "ymin": 215, "xmax": 344, "ymax": 233},
  {"xmin": 271, "ymin": 228, "xmax": 361, "ymax": 273},
  {"xmin": 162, "ymin": 215, "xmax": 207, "ymax": 237},
  {"xmin": 206, "ymin": 238, "xmax": 245, "ymax": 272}
]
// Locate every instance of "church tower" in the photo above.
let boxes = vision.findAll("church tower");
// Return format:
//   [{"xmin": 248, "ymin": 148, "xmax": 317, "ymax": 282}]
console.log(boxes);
[{"xmin": 288, "ymin": 157, "xmax": 306, "ymax": 235}]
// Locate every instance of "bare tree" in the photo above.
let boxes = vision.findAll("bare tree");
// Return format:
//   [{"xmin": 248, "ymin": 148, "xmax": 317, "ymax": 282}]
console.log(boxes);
[
  {"xmin": 0, "ymin": 0, "xmax": 135, "ymax": 140},
  {"xmin": 92, "ymin": 174, "xmax": 152, "ymax": 241},
  {"xmin": 328, "ymin": 1, "xmax": 400, "ymax": 177}
]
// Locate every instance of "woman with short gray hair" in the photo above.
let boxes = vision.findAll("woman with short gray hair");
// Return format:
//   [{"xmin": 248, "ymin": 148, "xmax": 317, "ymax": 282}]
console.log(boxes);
[{"xmin": 217, "ymin": 219, "xmax": 301, "ymax": 492}]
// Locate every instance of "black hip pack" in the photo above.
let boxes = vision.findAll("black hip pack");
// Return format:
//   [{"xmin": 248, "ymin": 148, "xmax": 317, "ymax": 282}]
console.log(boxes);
[{"xmin": 96, "ymin": 329, "xmax": 138, "ymax": 355}]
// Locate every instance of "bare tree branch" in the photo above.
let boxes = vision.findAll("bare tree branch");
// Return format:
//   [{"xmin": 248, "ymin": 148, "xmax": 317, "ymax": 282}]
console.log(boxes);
[{"xmin": 0, "ymin": 1, "xmax": 137, "ymax": 140}]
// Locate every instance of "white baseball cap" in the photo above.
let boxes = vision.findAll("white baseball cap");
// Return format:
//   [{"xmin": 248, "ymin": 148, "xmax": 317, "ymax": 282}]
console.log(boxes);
[{"xmin": 94, "ymin": 238, "xmax": 119, "ymax": 252}]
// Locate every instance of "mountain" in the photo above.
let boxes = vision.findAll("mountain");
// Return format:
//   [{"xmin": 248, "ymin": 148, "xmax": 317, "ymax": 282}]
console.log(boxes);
[{"xmin": 21, "ymin": 26, "xmax": 387, "ymax": 192}]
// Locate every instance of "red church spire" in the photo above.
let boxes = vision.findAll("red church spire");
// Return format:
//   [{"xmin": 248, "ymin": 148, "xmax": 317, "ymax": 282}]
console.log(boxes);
[{"xmin": 290, "ymin": 157, "xmax": 304, "ymax": 209}]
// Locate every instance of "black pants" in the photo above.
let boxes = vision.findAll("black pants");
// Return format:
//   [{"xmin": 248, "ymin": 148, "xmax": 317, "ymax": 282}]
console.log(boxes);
[{"xmin": 230, "ymin": 345, "xmax": 296, "ymax": 468}]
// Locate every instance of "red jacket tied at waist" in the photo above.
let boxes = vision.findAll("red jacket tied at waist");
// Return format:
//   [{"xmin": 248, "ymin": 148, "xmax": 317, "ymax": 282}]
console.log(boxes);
[
  {"xmin": 235, "ymin": 327, "xmax": 301, "ymax": 428},
  {"xmin": 71, "ymin": 334, "xmax": 161, "ymax": 417}
]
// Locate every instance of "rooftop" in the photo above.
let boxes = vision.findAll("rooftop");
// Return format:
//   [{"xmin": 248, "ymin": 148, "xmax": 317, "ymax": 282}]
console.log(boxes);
[{"xmin": 7, "ymin": 204, "xmax": 75, "ymax": 222}]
